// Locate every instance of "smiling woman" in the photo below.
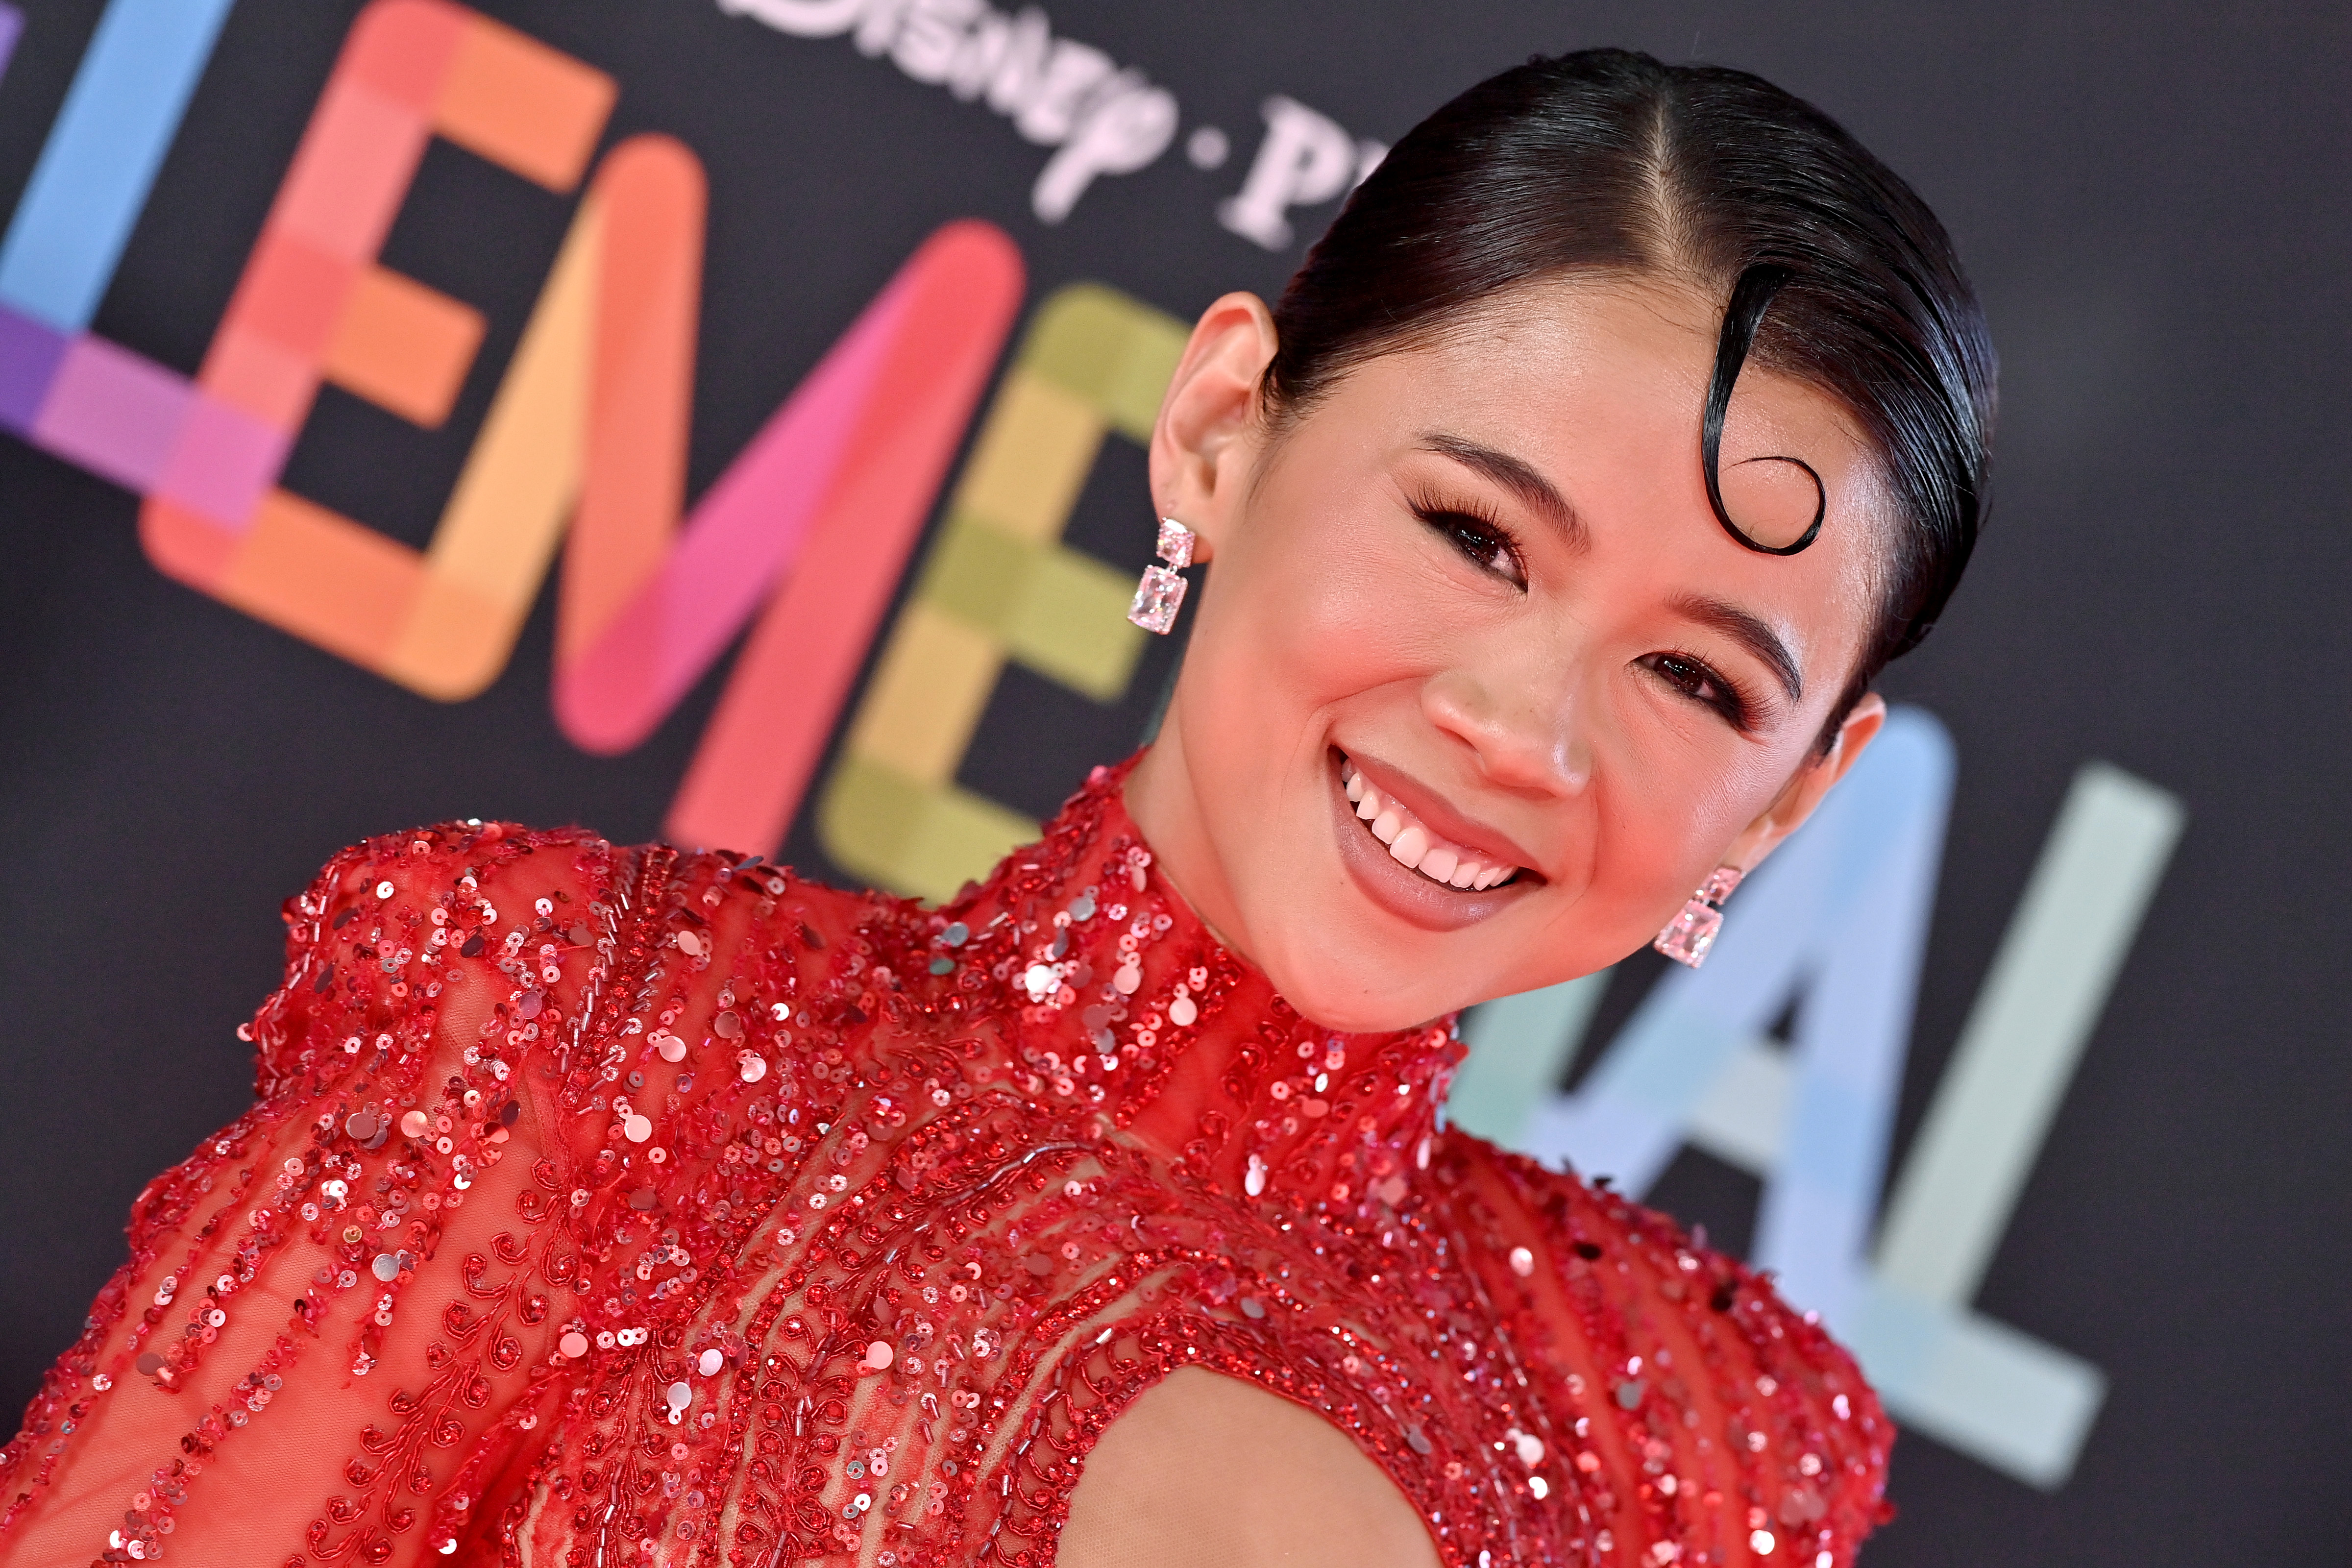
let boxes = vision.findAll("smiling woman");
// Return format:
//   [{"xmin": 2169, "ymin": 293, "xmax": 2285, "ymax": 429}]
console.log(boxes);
[
  {"xmin": 1124, "ymin": 266, "xmax": 1912, "ymax": 1019},
  {"xmin": 0, "ymin": 47, "xmax": 1989, "ymax": 1568}
]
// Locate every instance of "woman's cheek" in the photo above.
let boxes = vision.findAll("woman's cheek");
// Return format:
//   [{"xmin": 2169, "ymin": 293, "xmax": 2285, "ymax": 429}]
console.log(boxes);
[
  {"xmin": 1611, "ymin": 749, "xmax": 1768, "ymax": 918},
  {"xmin": 1566, "ymin": 713, "xmax": 1720, "ymax": 947},
  {"xmin": 1276, "ymin": 537, "xmax": 1457, "ymax": 692}
]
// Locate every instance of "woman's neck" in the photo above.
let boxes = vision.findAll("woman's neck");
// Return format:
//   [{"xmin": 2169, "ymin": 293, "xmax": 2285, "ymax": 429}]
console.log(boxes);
[{"xmin": 935, "ymin": 756, "xmax": 1465, "ymax": 1203}]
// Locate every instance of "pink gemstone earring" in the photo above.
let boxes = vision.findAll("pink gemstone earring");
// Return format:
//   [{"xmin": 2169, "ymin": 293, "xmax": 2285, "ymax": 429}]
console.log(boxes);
[
  {"xmin": 1127, "ymin": 517, "xmax": 1196, "ymax": 634},
  {"xmin": 1653, "ymin": 866, "xmax": 1744, "ymax": 968}
]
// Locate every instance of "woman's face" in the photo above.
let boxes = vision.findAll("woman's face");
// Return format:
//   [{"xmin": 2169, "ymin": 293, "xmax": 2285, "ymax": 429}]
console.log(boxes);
[{"xmin": 1124, "ymin": 274, "xmax": 1892, "ymax": 1031}]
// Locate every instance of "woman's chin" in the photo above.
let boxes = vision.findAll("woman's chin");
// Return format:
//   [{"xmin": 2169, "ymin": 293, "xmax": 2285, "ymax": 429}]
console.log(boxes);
[{"xmin": 1248, "ymin": 947, "xmax": 1463, "ymax": 1035}]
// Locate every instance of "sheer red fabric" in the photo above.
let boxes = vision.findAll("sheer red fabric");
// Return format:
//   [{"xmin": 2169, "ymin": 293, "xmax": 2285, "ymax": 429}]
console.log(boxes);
[{"xmin": 0, "ymin": 760, "xmax": 1890, "ymax": 1568}]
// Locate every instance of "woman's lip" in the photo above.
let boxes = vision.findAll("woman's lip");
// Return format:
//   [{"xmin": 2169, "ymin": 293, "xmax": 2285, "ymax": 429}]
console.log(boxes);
[
  {"xmin": 1337, "ymin": 749, "xmax": 1542, "ymax": 876},
  {"xmin": 1326, "ymin": 752, "xmax": 1533, "ymax": 932}
]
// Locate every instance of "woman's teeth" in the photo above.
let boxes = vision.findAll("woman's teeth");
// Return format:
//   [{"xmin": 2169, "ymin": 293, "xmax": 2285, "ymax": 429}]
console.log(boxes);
[{"xmin": 1342, "ymin": 762, "xmax": 1521, "ymax": 891}]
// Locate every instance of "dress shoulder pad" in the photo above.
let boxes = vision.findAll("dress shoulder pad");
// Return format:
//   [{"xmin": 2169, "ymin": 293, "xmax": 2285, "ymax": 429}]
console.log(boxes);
[
  {"xmin": 1433, "ymin": 1133, "xmax": 1894, "ymax": 1561},
  {"xmin": 250, "ymin": 822, "xmax": 622, "ymax": 1101}
]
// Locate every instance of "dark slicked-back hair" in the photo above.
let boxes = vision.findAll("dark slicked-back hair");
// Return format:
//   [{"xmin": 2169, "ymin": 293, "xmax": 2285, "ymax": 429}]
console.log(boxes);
[{"xmin": 1264, "ymin": 49, "xmax": 1996, "ymax": 741}]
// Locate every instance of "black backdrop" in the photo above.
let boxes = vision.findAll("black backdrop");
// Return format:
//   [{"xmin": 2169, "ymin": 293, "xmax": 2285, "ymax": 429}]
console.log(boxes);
[{"xmin": 1, "ymin": 1, "xmax": 2346, "ymax": 1563}]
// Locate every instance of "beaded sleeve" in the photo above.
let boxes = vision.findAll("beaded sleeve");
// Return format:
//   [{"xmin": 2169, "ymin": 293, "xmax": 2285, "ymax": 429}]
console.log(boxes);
[{"xmin": 0, "ymin": 823, "xmax": 625, "ymax": 1565}]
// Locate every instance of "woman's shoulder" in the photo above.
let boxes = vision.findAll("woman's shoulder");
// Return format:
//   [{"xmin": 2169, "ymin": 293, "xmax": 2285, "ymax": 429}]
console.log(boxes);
[
  {"xmin": 1430, "ymin": 1128, "xmax": 1894, "ymax": 1556},
  {"xmin": 276, "ymin": 820, "xmax": 893, "ymax": 952},
  {"xmin": 252, "ymin": 820, "xmax": 893, "ymax": 1092},
  {"xmin": 277, "ymin": 820, "xmax": 625, "ymax": 941}
]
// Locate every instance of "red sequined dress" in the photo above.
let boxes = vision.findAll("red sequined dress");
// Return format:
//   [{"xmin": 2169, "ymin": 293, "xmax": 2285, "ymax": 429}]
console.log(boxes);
[{"xmin": 0, "ymin": 761, "xmax": 1889, "ymax": 1568}]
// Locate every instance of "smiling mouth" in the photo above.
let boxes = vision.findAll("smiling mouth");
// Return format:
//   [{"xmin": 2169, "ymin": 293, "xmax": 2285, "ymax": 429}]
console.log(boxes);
[{"xmin": 1339, "ymin": 756, "xmax": 1528, "ymax": 891}]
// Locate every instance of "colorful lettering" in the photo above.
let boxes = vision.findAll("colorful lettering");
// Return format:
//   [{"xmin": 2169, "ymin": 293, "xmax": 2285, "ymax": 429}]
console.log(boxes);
[
  {"xmin": 1457, "ymin": 712, "xmax": 2185, "ymax": 1488},
  {"xmin": 135, "ymin": 0, "xmax": 615, "ymax": 690},
  {"xmin": 0, "ymin": 0, "xmax": 1027, "ymax": 856},
  {"xmin": 0, "ymin": 0, "xmax": 230, "ymax": 333},
  {"xmin": 816, "ymin": 284, "xmax": 1186, "ymax": 900}
]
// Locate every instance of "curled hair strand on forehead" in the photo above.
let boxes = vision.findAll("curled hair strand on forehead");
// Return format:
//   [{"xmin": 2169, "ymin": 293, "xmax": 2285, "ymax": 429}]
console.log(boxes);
[
  {"xmin": 1260, "ymin": 48, "xmax": 1996, "ymax": 748},
  {"xmin": 1701, "ymin": 262, "xmax": 1827, "ymax": 558}
]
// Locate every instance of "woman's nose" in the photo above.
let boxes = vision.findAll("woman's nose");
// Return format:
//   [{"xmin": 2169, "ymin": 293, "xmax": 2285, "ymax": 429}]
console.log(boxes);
[{"xmin": 1420, "ymin": 661, "xmax": 1591, "ymax": 799}]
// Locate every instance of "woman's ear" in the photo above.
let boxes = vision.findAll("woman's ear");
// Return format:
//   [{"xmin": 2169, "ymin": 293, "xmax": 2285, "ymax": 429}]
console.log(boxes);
[
  {"xmin": 1721, "ymin": 692, "xmax": 1887, "ymax": 873},
  {"xmin": 1148, "ymin": 292, "xmax": 1280, "ymax": 564}
]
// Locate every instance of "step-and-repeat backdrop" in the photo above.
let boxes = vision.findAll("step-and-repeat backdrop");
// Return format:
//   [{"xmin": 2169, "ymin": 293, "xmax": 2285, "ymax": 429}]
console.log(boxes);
[{"xmin": 1, "ymin": 1, "xmax": 2342, "ymax": 1561}]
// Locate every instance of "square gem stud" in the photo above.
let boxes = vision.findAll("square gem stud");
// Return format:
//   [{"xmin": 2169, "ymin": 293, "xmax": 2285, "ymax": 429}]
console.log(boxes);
[
  {"xmin": 1155, "ymin": 517, "xmax": 1195, "ymax": 569},
  {"xmin": 1128, "ymin": 564, "xmax": 1188, "ymax": 634},
  {"xmin": 1652, "ymin": 899, "xmax": 1724, "ymax": 967}
]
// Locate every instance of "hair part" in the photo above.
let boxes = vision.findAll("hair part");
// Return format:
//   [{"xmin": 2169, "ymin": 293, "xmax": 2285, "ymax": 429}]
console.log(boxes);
[{"xmin": 1259, "ymin": 48, "xmax": 1997, "ymax": 752}]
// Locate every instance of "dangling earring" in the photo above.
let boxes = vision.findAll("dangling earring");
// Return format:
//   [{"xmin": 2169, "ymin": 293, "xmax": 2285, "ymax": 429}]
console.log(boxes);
[
  {"xmin": 1127, "ymin": 517, "xmax": 1196, "ymax": 635},
  {"xmin": 1654, "ymin": 866, "xmax": 1744, "ymax": 968}
]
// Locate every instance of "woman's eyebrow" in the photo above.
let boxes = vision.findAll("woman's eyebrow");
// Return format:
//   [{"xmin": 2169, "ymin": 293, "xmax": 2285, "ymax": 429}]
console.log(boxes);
[
  {"xmin": 1668, "ymin": 591, "xmax": 1804, "ymax": 704},
  {"xmin": 1419, "ymin": 432, "xmax": 1586, "ymax": 547}
]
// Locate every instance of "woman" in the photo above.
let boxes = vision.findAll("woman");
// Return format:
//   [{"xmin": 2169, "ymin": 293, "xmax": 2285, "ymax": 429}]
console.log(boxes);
[{"xmin": 0, "ymin": 48, "xmax": 1990, "ymax": 1568}]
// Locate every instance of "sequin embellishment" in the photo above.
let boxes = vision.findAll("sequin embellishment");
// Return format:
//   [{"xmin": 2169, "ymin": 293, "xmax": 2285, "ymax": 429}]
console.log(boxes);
[{"xmin": 0, "ymin": 762, "xmax": 1888, "ymax": 1568}]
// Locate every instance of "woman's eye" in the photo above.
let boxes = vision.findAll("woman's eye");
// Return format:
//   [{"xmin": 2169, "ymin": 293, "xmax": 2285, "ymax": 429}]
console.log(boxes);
[
  {"xmin": 1418, "ymin": 507, "xmax": 1525, "ymax": 586},
  {"xmin": 1640, "ymin": 652, "xmax": 1750, "ymax": 727}
]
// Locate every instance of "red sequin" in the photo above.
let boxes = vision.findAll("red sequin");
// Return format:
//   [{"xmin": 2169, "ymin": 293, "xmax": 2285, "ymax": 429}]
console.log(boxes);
[{"xmin": 0, "ymin": 760, "xmax": 1888, "ymax": 1568}]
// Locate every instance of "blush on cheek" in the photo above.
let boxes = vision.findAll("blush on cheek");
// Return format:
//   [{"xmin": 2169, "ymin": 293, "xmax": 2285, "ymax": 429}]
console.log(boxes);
[
  {"xmin": 1192, "ymin": 523, "xmax": 1417, "ymax": 756},
  {"xmin": 1271, "ymin": 531, "xmax": 1458, "ymax": 694}
]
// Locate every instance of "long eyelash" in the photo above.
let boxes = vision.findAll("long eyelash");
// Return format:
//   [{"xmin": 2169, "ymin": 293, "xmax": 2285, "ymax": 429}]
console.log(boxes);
[
  {"xmin": 1406, "ymin": 484, "xmax": 1506, "ymax": 530},
  {"xmin": 1655, "ymin": 648, "xmax": 1756, "ymax": 731},
  {"xmin": 1406, "ymin": 487, "xmax": 1524, "ymax": 578}
]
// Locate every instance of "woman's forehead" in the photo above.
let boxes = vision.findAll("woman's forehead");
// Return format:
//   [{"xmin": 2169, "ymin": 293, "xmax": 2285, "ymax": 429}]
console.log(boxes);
[{"xmin": 1394, "ymin": 275, "xmax": 1871, "ymax": 455}]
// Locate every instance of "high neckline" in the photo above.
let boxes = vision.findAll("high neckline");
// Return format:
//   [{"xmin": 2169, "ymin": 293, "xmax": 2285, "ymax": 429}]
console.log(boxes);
[{"xmin": 932, "ymin": 755, "xmax": 1465, "ymax": 1208}]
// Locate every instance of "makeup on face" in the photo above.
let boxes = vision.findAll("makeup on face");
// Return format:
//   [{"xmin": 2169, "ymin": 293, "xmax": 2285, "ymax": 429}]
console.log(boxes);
[
  {"xmin": 1341, "ymin": 753, "xmax": 1527, "ymax": 890},
  {"xmin": 1126, "ymin": 277, "xmax": 1885, "ymax": 1029},
  {"xmin": 1322, "ymin": 748, "xmax": 1541, "ymax": 935}
]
